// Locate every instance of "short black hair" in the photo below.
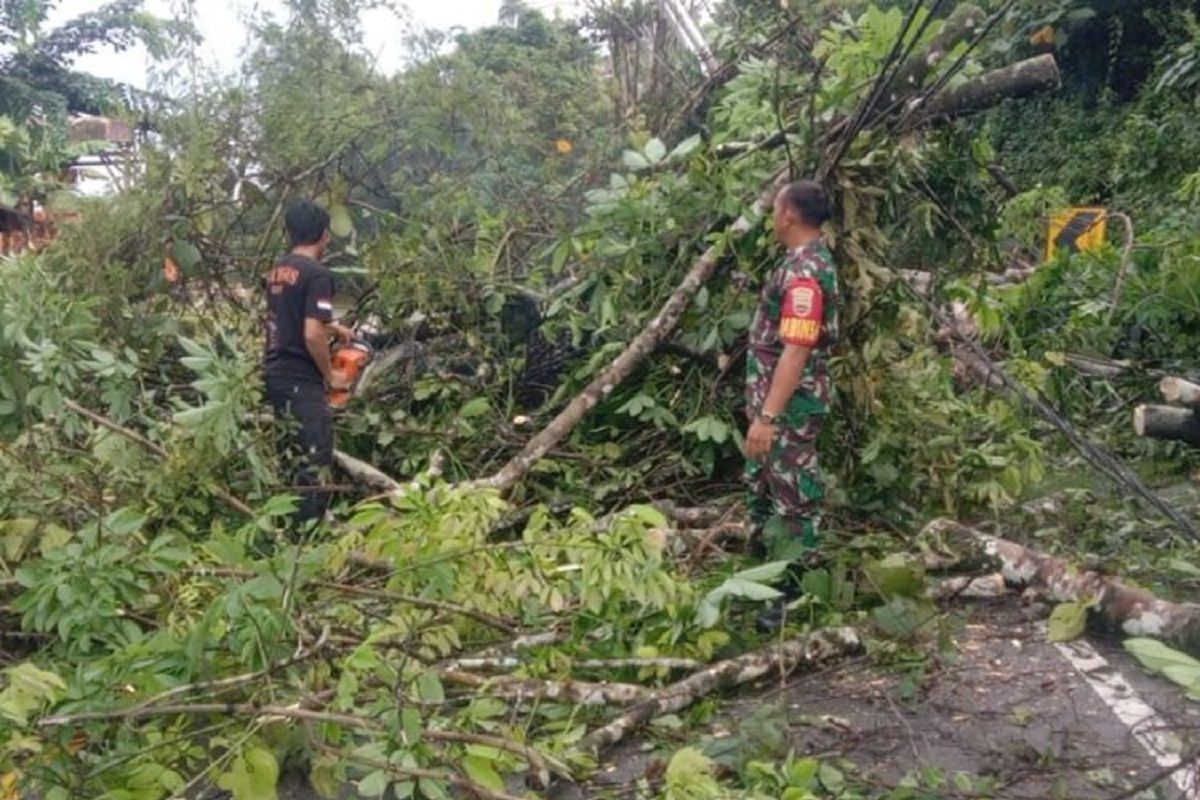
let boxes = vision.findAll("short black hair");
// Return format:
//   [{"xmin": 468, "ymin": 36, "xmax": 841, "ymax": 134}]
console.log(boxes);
[
  {"xmin": 780, "ymin": 180, "xmax": 831, "ymax": 227},
  {"xmin": 284, "ymin": 199, "xmax": 331, "ymax": 246}
]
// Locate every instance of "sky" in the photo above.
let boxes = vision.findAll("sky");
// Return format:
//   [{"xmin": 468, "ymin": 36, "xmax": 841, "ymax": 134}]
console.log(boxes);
[{"xmin": 48, "ymin": 0, "xmax": 582, "ymax": 90}]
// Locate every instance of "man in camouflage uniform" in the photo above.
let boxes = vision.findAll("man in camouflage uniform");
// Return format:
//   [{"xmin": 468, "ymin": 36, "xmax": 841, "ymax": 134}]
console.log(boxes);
[{"xmin": 744, "ymin": 180, "xmax": 838, "ymax": 629}]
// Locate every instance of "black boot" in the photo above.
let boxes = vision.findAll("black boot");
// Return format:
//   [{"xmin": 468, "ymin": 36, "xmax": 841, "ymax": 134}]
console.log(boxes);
[{"xmin": 754, "ymin": 557, "xmax": 822, "ymax": 633}]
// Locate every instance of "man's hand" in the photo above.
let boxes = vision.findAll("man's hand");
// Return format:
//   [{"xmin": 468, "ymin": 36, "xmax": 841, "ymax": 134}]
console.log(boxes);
[
  {"xmin": 327, "ymin": 373, "xmax": 352, "ymax": 392},
  {"xmin": 745, "ymin": 419, "xmax": 777, "ymax": 460},
  {"xmin": 329, "ymin": 322, "xmax": 355, "ymax": 346}
]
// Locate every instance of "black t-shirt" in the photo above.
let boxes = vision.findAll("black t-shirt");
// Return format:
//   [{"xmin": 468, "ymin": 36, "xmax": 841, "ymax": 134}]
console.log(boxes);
[{"xmin": 263, "ymin": 253, "xmax": 334, "ymax": 384}]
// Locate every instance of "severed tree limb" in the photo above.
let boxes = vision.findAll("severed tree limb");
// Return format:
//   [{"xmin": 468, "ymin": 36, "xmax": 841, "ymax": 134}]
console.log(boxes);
[
  {"xmin": 333, "ymin": 449, "xmax": 404, "ymax": 493},
  {"xmin": 905, "ymin": 54, "xmax": 1062, "ymax": 124},
  {"xmin": 929, "ymin": 572, "xmax": 1007, "ymax": 601},
  {"xmin": 921, "ymin": 519, "xmax": 1200, "ymax": 658},
  {"xmin": 1134, "ymin": 404, "xmax": 1200, "ymax": 448},
  {"xmin": 440, "ymin": 669, "xmax": 650, "ymax": 707},
  {"xmin": 651, "ymin": 500, "xmax": 735, "ymax": 527},
  {"xmin": 442, "ymin": 656, "xmax": 702, "ymax": 673},
  {"xmin": 1065, "ymin": 353, "xmax": 1132, "ymax": 379},
  {"xmin": 1160, "ymin": 376, "xmax": 1200, "ymax": 410},
  {"xmin": 574, "ymin": 627, "xmax": 861, "ymax": 755},
  {"xmin": 465, "ymin": 169, "xmax": 790, "ymax": 493}
]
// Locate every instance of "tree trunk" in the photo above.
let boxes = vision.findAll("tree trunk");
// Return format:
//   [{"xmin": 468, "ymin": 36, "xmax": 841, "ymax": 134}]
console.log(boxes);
[
  {"xmin": 574, "ymin": 627, "xmax": 862, "ymax": 755},
  {"xmin": 465, "ymin": 169, "xmax": 789, "ymax": 493},
  {"xmin": 921, "ymin": 519, "xmax": 1200, "ymax": 658},
  {"xmin": 888, "ymin": 3, "xmax": 987, "ymax": 102},
  {"xmin": 908, "ymin": 54, "xmax": 1062, "ymax": 123},
  {"xmin": 1160, "ymin": 376, "xmax": 1200, "ymax": 409},
  {"xmin": 1134, "ymin": 404, "xmax": 1200, "ymax": 448}
]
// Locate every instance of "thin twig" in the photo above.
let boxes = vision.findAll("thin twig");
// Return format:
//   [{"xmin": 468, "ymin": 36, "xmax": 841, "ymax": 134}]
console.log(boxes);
[
  {"xmin": 63, "ymin": 399, "xmax": 255, "ymax": 517},
  {"xmin": 314, "ymin": 580, "xmax": 519, "ymax": 635}
]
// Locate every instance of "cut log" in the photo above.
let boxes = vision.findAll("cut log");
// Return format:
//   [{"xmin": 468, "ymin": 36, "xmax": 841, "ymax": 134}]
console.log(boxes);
[
  {"xmin": 1134, "ymin": 404, "xmax": 1200, "ymax": 448},
  {"xmin": 334, "ymin": 450, "xmax": 405, "ymax": 493},
  {"xmin": 574, "ymin": 627, "xmax": 861, "ymax": 755},
  {"xmin": 888, "ymin": 4, "xmax": 987, "ymax": 101},
  {"xmin": 1160, "ymin": 376, "xmax": 1200, "ymax": 410},
  {"xmin": 1064, "ymin": 353, "xmax": 1131, "ymax": 379},
  {"xmin": 908, "ymin": 54, "xmax": 1062, "ymax": 123},
  {"xmin": 920, "ymin": 519, "xmax": 1200, "ymax": 658},
  {"xmin": 466, "ymin": 169, "xmax": 789, "ymax": 493}
]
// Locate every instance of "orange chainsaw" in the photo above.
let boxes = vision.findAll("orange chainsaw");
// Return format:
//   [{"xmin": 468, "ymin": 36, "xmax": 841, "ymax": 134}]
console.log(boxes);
[{"xmin": 328, "ymin": 335, "xmax": 374, "ymax": 410}]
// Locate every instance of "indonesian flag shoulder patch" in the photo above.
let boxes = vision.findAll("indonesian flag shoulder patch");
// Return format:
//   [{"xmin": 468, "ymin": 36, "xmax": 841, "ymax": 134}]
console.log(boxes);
[{"xmin": 779, "ymin": 276, "xmax": 823, "ymax": 347}]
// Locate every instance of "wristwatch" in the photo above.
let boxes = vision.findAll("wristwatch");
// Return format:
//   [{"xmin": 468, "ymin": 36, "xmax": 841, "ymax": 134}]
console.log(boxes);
[{"xmin": 757, "ymin": 411, "xmax": 778, "ymax": 425}]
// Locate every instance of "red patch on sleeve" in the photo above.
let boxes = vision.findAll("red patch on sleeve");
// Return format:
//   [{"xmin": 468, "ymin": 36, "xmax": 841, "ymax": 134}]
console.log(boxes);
[{"xmin": 779, "ymin": 277, "xmax": 823, "ymax": 346}]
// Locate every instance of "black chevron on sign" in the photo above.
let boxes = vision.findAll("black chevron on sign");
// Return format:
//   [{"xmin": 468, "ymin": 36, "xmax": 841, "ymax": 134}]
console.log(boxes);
[{"xmin": 1054, "ymin": 210, "xmax": 1101, "ymax": 254}]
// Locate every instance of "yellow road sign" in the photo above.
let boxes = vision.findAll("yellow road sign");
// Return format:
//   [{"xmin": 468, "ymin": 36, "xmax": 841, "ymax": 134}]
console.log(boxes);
[{"xmin": 1047, "ymin": 207, "xmax": 1108, "ymax": 260}]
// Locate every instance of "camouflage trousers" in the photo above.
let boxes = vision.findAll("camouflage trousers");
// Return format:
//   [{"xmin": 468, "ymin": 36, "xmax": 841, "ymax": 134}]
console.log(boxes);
[{"xmin": 744, "ymin": 412, "xmax": 825, "ymax": 556}]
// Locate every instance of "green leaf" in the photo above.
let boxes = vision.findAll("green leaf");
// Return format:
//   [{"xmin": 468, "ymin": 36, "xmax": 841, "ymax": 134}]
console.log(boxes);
[
  {"xmin": 733, "ymin": 561, "xmax": 790, "ymax": 584},
  {"xmin": 621, "ymin": 150, "xmax": 650, "ymax": 171},
  {"xmin": 462, "ymin": 755, "xmax": 504, "ymax": 791},
  {"xmin": 1047, "ymin": 601, "xmax": 1089, "ymax": 642},
  {"xmin": 415, "ymin": 672, "xmax": 444, "ymax": 703},
  {"xmin": 216, "ymin": 747, "xmax": 279, "ymax": 800},
  {"xmin": 1125, "ymin": 638, "xmax": 1200, "ymax": 698},
  {"xmin": 329, "ymin": 203, "xmax": 354, "ymax": 237},
  {"xmin": 864, "ymin": 554, "xmax": 925, "ymax": 598},
  {"xmin": 419, "ymin": 778, "xmax": 449, "ymax": 800},
  {"xmin": 172, "ymin": 240, "xmax": 202, "ymax": 271},
  {"xmin": 0, "ymin": 662, "xmax": 66, "ymax": 725},
  {"xmin": 356, "ymin": 770, "xmax": 389, "ymax": 798},
  {"xmin": 103, "ymin": 507, "xmax": 147, "ymax": 538},
  {"xmin": 818, "ymin": 762, "xmax": 845, "ymax": 793},
  {"xmin": 872, "ymin": 596, "xmax": 933, "ymax": 641},
  {"xmin": 459, "ymin": 397, "xmax": 490, "ymax": 418},
  {"xmin": 669, "ymin": 134, "xmax": 701, "ymax": 161},
  {"xmin": 724, "ymin": 578, "xmax": 783, "ymax": 601},
  {"xmin": 643, "ymin": 137, "xmax": 667, "ymax": 164}
]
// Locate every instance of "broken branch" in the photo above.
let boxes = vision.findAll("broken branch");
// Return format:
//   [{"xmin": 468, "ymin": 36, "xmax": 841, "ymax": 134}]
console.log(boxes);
[
  {"xmin": 466, "ymin": 169, "xmax": 790, "ymax": 493},
  {"xmin": 574, "ymin": 627, "xmax": 861, "ymax": 754}
]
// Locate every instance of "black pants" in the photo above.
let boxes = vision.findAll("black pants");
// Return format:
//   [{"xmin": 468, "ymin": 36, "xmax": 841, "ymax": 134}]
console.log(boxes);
[{"xmin": 265, "ymin": 376, "xmax": 333, "ymax": 526}]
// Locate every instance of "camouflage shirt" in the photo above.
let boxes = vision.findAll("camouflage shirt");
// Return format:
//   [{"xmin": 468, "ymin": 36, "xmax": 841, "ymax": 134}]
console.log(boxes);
[{"xmin": 746, "ymin": 241, "xmax": 839, "ymax": 423}]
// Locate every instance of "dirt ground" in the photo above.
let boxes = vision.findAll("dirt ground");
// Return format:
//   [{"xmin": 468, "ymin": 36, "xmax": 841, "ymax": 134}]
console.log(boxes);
[{"xmin": 563, "ymin": 600, "xmax": 1200, "ymax": 800}]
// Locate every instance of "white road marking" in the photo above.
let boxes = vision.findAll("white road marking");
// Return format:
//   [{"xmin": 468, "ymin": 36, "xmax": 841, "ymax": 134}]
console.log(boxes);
[{"xmin": 1053, "ymin": 635, "xmax": 1198, "ymax": 799}]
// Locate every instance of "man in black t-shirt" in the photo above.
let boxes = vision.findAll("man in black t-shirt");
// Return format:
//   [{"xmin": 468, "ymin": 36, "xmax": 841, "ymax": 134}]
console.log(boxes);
[{"xmin": 264, "ymin": 199, "xmax": 351, "ymax": 526}]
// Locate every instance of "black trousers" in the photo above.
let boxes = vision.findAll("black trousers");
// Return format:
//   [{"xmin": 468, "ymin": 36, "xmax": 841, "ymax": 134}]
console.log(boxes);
[{"xmin": 265, "ymin": 376, "xmax": 333, "ymax": 525}]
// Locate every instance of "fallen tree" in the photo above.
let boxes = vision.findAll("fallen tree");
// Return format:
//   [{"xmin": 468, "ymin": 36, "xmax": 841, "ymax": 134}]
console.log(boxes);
[
  {"xmin": 921, "ymin": 519, "xmax": 1200, "ymax": 658},
  {"xmin": 464, "ymin": 169, "xmax": 790, "ymax": 493},
  {"xmin": 573, "ymin": 626, "xmax": 862, "ymax": 755},
  {"xmin": 1133, "ymin": 376, "xmax": 1200, "ymax": 448}
]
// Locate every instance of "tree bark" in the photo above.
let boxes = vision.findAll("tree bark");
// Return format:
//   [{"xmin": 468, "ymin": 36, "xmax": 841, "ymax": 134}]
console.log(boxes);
[
  {"xmin": 888, "ymin": 3, "xmax": 987, "ymax": 102},
  {"xmin": 574, "ymin": 627, "xmax": 861, "ymax": 755},
  {"xmin": 921, "ymin": 519, "xmax": 1200, "ymax": 658},
  {"xmin": 1159, "ymin": 376, "xmax": 1200, "ymax": 410},
  {"xmin": 440, "ymin": 670, "xmax": 650, "ymax": 707},
  {"xmin": 908, "ymin": 54, "xmax": 1061, "ymax": 123},
  {"xmin": 1134, "ymin": 404, "xmax": 1200, "ymax": 448},
  {"xmin": 465, "ymin": 170, "xmax": 789, "ymax": 493},
  {"xmin": 333, "ymin": 450, "xmax": 405, "ymax": 493}
]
